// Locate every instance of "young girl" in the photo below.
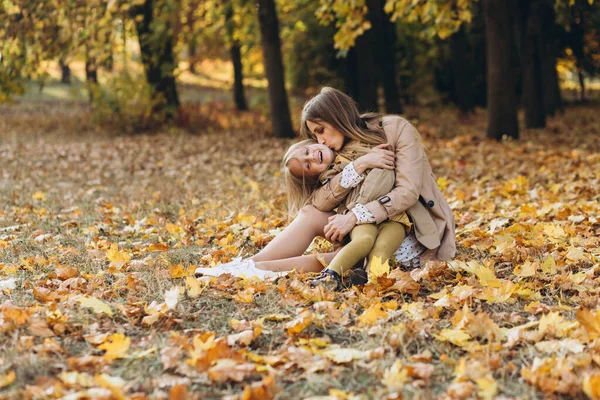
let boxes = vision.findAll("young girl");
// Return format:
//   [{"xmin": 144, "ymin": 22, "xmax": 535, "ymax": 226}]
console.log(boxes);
[{"xmin": 284, "ymin": 138, "xmax": 423, "ymax": 290}]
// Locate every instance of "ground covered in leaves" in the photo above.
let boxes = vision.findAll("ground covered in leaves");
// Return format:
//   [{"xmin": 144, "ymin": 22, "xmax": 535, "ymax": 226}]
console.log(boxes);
[{"xmin": 0, "ymin": 101, "xmax": 599, "ymax": 399}]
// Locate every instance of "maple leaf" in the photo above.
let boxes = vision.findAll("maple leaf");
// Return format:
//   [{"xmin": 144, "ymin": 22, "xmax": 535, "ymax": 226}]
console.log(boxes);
[
  {"xmin": 208, "ymin": 359, "xmax": 256, "ymax": 382},
  {"xmin": 98, "ymin": 333, "xmax": 130, "ymax": 360},
  {"xmin": 324, "ymin": 348, "xmax": 370, "ymax": 363},
  {"xmin": 285, "ymin": 310, "xmax": 313, "ymax": 335},
  {"xmin": 368, "ymin": 256, "xmax": 390, "ymax": 280},
  {"xmin": 358, "ymin": 302, "xmax": 390, "ymax": 326},
  {"xmin": 185, "ymin": 276, "xmax": 205, "ymax": 298},
  {"xmin": 0, "ymin": 371, "xmax": 15, "ymax": 388},
  {"xmin": 164, "ymin": 286, "xmax": 181, "ymax": 310},
  {"xmin": 381, "ymin": 361, "xmax": 408, "ymax": 391},
  {"xmin": 576, "ymin": 308, "xmax": 600, "ymax": 339},
  {"xmin": 434, "ymin": 328, "xmax": 472, "ymax": 347},
  {"xmin": 514, "ymin": 261, "xmax": 537, "ymax": 277},
  {"xmin": 106, "ymin": 243, "xmax": 131, "ymax": 269},
  {"xmin": 583, "ymin": 375, "xmax": 600, "ymax": 400},
  {"xmin": 77, "ymin": 296, "xmax": 113, "ymax": 316},
  {"xmin": 476, "ymin": 377, "xmax": 498, "ymax": 400}
]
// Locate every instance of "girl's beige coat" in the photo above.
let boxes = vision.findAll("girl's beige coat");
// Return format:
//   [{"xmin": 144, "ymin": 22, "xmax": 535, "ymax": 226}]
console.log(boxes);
[{"xmin": 311, "ymin": 116, "xmax": 456, "ymax": 261}]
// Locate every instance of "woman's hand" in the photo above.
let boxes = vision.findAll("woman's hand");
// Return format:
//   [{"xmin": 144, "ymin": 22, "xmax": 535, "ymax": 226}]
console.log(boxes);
[
  {"xmin": 353, "ymin": 143, "xmax": 395, "ymax": 174},
  {"xmin": 324, "ymin": 213, "xmax": 358, "ymax": 244}
]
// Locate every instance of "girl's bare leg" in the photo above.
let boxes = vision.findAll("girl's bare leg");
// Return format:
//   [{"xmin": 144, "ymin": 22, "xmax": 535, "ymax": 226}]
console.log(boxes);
[
  {"xmin": 250, "ymin": 205, "xmax": 334, "ymax": 263},
  {"xmin": 255, "ymin": 251, "xmax": 340, "ymax": 273}
]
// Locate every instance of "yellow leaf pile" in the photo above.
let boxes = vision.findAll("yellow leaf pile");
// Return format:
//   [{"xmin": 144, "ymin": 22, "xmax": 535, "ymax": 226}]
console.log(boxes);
[{"xmin": 0, "ymin": 103, "xmax": 599, "ymax": 398}]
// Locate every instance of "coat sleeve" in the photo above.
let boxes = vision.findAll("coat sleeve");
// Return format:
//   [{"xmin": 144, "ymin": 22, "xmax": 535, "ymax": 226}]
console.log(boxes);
[
  {"xmin": 363, "ymin": 119, "xmax": 426, "ymax": 224},
  {"xmin": 309, "ymin": 172, "xmax": 352, "ymax": 212}
]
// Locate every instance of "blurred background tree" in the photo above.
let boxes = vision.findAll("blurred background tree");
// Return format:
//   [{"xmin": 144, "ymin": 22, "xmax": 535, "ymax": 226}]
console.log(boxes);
[{"xmin": 0, "ymin": 0, "xmax": 598, "ymax": 138}]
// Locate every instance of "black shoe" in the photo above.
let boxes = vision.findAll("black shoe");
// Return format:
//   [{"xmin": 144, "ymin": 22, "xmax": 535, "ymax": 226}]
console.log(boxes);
[
  {"xmin": 310, "ymin": 269, "xmax": 344, "ymax": 292},
  {"xmin": 349, "ymin": 267, "xmax": 368, "ymax": 286}
]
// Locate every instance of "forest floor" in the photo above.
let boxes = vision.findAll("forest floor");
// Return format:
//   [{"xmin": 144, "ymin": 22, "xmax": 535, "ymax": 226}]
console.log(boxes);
[{"xmin": 0, "ymin": 89, "xmax": 599, "ymax": 399}]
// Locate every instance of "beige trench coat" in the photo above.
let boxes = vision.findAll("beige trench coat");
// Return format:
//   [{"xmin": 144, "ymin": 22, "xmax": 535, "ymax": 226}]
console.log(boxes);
[{"xmin": 310, "ymin": 116, "xmax": 456, "ymax": 261}]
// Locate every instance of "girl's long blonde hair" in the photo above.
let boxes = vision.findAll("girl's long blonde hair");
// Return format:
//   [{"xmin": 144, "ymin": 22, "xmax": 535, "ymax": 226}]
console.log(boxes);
[{"xmin": 282, "ymin": 139, "xmax": 321, "ymax": 219}]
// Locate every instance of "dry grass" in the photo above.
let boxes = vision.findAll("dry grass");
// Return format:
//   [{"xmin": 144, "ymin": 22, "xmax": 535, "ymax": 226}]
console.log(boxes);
[{"xmin": 0, "ymin": 98, "xmax": 599, "ymax": 399}]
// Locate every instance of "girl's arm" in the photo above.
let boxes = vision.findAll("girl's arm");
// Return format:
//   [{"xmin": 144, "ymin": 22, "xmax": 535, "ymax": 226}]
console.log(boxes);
[{"xmin": 310, "ymin": 145, "xmax": 395, "ymax": 212}]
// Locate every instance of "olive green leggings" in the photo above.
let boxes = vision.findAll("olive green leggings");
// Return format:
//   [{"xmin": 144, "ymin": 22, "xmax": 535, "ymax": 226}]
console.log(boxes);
[{"xmin": 327, "ymin": 221, "xmax": 407, "ymax": 277}]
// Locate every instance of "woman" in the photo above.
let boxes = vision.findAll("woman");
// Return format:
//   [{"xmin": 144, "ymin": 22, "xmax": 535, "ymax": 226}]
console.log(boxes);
[{"xmin": 194, "ymin": 87, "xmax": 456, "ymax": 281}]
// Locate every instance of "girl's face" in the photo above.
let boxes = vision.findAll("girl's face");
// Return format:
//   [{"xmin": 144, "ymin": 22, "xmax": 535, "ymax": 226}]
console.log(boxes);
[
  {"xmin": 306, "ymin": 120, "xmax": 345, "ymax": 151},
  {"xmin": 288, "ymin": 143, "xmax": 335, "ymax": 178}
]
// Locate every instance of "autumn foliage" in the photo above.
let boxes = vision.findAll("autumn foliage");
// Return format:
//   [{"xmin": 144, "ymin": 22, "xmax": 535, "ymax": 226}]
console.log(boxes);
[{"xmin": 0, "ymin": 103, "xmax": 599, "ymax": 398}]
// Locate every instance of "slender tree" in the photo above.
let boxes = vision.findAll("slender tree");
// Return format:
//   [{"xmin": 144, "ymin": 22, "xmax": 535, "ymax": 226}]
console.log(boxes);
[
  {"xmin": 483, "ymin": 0, "xmax": 519, "ymax": 140},
  {"xmin": 256, "ymin": 0, "xmax": 294, "ymax": 138},
  {"xmin": 224, "ymin": 0, "xmax": 248, "ymax": 111},
  {"xmin": 518, "ymin": 0, "xmax": 546, "ymax": 128}
]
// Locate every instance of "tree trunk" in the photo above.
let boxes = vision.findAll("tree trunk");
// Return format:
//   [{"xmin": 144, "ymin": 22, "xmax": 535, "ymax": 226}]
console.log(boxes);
[
  {"xmin": 578, "ymin": 70, "xmax": 585, "ymax": 102},
  {"xmin": 59, "ymin": 58, "xmax": 71, "ymax": 84},
  {"xmin": 85, "ymin": 60, "xmax": 97, "ymax": 83},
  {"xmin": 483, "ymin": 0, "xmax": 519, "ymax": 140},
  {"xmin": 134, "ymin": 0, "xmax": 180, "ymax": 119},
  {"xmin": 342, "ymin": 47, "xmax": 359, "ymax": 100},
  {"xmin": 189, "ymin": 39, "xmax": 197, "ymax": 74},
  {"xmin": 231, "ymin": 43, "xmax": 248, "ymax": 111},
  {"xmin": 225, "ymin": 0, "xmax": 248, "ymax": 111},
  {"xmin": 256, "ymin": 0, "xmax": 294, "ymax": 138},
  {"xmin": 451, "ymin": 26, "xmax": 477, "ymax": 115},
  {"xmin": 570, "ymin": 6, "xmax": 586, "ymax": 103},
  {"xmin": 539, "ymin": 0, "xmax": 561, "ymax": 115},
  {"xmin": 376, "ymin": 0, "xmax": 402, "ymax": 114},
  {"xmin": 354, "ymin": 33, "xmax": 379, "ymax": 112},
  {"xmin": 519, "ymin": 0, "xmax": 546, "ymax": 128}
]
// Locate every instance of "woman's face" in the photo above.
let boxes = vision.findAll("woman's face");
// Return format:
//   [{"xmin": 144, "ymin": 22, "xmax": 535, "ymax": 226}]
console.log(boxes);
[
  {"xmin": 306, "ymin": 120, "xmax": 345, "ymax": 152},
  {"xmin": 288, "ymin": 143, "xmax": 335, "ymax": 178}
]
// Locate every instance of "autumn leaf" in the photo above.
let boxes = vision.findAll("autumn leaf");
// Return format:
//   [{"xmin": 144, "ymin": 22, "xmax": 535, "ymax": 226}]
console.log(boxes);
[
  {"xmin": 98, "ymin": 333, "xmax": 130, "ymax": 360},
  {"xmin": 583, "ymin": 375, "xmax": 600, "ymax": 400},
  {"xmin": 358, "ymin": 302, "xmax": 390, "ymax": 326},
  {"xmin": 285, "ymin": 310, "xmax": 313, "ymax": 335},
  {"xmin": 0, "ymin": 371, "xmax": 15, "ymax": 388},
  {"xmin": 434, "ymin": 328, "xmax": 472, "ymax": 347},
  {"xmin": 77, "ymin": 296, "xmax": 113, "ymax": 316},
  {"xmin": 368, "ymin": 256, "xmax": 390, "ymax": 280},
  {"xmin": 106, "ymin": 243, "xmax": 131, "ymax": 269},
  {"xmin": 576, "ymin": 308, "xmax": 600, "ymax": 339},
  {"xmin": 381, "ymin": 361, "xmax": 408, "ymax": 391},
  {"xmin": 514, "ymin": 261, "xmax": 537, "ymax": 277},
  {"xmin": 208, "ymin": 359, "xmax": 256, "ymax": 382},
  {"xmin": 324, "ymin": 348, "xmax": 370, "ymax": 363}
]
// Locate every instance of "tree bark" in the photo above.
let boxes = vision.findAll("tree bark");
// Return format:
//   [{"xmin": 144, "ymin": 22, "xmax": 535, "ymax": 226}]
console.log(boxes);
[
  {"xmin": 578, "ymin": 70, "xmax": 585, "ymax": 102},
  {"xmin": 189, "ymin": 39, "xmax": 197, "ymax": 74},
  {"xmin": 59, "ymin": 58, "xmax": 71, "ymax": 84},
  {"xmin": 451, "ymin": 26, "xmax": 477, "ymax": 115},
  {"xmin": 539, "ymin": 0, "xmax": 561, "ymax": 115},
  {"xmin": 257, "ymin": 0, "xmax": 294, "ymax": 138},
  {"xmin": 134, "ymin": 0, "xmax": 180, "ymax": 119},
  {"xmin": 354, "ymin": 34, "xmax": 379, "ymax": 112},
  {"xmin": 570, "ymin": 6, "xmax": 586, "ymax": 103},
  {"xmin": 230, "ymin": 44, "xmax": 248, "ymax": 111},
  {"xmin": 519, "ymin": 0, "xmax": 546, "ymax": 128},
  {"xmin": 225, "ymin": 0, "xmax": 248, "ymax": 111},
  {"xmin": 483, "ymin": 0, "xmax": 519, "ymax": 140},
  {"xmin": 375, "ymin": 0, "xmax": 402, "ymax": 114}
]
